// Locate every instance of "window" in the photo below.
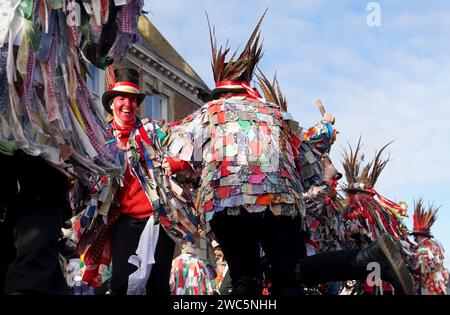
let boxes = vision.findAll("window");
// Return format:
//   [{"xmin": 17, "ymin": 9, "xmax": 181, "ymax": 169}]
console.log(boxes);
[
  {"xmin": 143, "ymin": 93, "xmax": 168, "ymax": 120},
  {"xmin": 86, "ymin": 64, "xmax": 99, "ymax": 95},
  {"xmin": 86, "ymin": 63, "xmax": 105, "ymax": 115}
]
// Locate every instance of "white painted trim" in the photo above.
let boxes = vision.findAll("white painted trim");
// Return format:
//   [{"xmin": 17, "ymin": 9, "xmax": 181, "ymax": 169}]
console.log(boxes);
[{"xmin": 161, "ymin": 95, "xmax": 168, "ymax": 121}]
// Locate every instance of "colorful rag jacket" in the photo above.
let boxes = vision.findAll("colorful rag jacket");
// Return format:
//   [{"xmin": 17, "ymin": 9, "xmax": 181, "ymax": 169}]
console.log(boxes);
[
  {"xmin": 211, "ymin": 261, "xmax": 229, "ymax": 294},
  {"xmin": 342, "ymin": 188, "xmax": 411, "ymax": 294},
  {"xmin": 304, "ymin": 180, "xmax": 347, "ymax": 253},
  {"xmin": 343, "ymin": 188, "xmax": 408, "ymax": 246},
  {"xmin": 169, "ymin": 250, "xmax": 214, "ymax": 295},
  {"xmin": 164, "ymin": 95, "xmax": 334, "ymax": 222},
  {"xmin": 70, "ymin": 118, "xmax": 200, "ymax": 287},
  {"xmin": 291, "ymin": 118, "xmax": 335, "ymax": 192},
  {"xmin": 302, "ymin": 179, "xmax": 348, "ymax": 295},
  {"xmin": 413, "ymin": 238, "xmax": 449, "ymax": 295},
  {"xmin": 0, "ymin": 0, "xmax": 143, "ymax": 183}
]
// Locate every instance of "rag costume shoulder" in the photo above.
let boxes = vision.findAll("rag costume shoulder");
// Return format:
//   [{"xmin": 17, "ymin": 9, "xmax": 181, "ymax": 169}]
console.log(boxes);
[
  {"xmin": 166, "ymin": 95, "xmax": 307, "ymax": 221},
  {"xmin": 0, "ymin": 0, "xmax": 144, "ymax": 184}
]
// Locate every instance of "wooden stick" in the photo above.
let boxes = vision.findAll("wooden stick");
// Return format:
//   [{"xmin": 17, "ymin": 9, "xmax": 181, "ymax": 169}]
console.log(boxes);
[
  {"xmin": 194, "ymin": 190, "xmax": 202, "ymax": 211},
  {"xmin": 316, "ymin": 99, "xmax": 326, "ymax": 116},
  {"xmin": 316, "ymin": 98, "xmax": 337, "ymax": 130}
]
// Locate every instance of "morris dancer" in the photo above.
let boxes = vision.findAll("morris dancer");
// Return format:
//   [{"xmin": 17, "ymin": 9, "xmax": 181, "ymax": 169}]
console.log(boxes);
[
  {"xmin": 72, "ymin": 67, "xmax": 200, "ymax": 295},
  {"xmin": 341, "ymin": 139, "xmax": 412, "ymax": 294},
  {"xmin": 162, "ymin": 11, "xmax": 415, "ymax": 295},
  {"xmin": 411, "ymin": 200, "xmax": 449, "ymax": 295},
  {"xmin": 0, "ymin": 0, "xmax": 143, "ymax": 294}
]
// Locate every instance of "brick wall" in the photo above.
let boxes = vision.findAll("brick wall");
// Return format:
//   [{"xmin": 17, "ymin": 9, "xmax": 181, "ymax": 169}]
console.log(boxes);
[{"xmin": 169, "ymin": 89, "xmax": 200, "ymax": 122}]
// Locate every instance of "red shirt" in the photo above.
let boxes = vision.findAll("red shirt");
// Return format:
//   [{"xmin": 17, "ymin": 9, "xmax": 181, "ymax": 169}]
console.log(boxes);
[
  {"xmin": 114, "ymin": 162, "xmax": 154, "ymax": 219},
  {"xmin": 112, "ymin": 125, "xmax": 189, "ymax": 218}
]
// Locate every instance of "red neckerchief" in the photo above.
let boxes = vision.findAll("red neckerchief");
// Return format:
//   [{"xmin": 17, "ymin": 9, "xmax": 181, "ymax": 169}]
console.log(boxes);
[{"xmin": 112, "ymin": 120, "xmax": 135, "ymax": 146}]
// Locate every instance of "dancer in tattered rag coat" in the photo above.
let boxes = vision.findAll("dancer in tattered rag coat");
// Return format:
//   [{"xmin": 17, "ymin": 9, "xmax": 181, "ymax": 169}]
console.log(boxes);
[
  {"xmin": 410, "ymin": 200, "xmax": 449, "ymax": 295},
  {"xmin": 162, "ymin": 10, "xmax": 416, "ymax": 295},
  {"xmin": 340, "ymin": 139, "xmax": 413, "ymax": 294},
  {"xmin": 257, "ymin": 71, "xmax": 347, "ymax": 295},
  {"xmin": 71, "ymin": 67, "xmax": 200, "ymax": 295},
  {"xmin": 169, "ymin": 241, "xmax": 214, "ymax": 295},
  {"xmin": 0, "ymin": 0, "xmax": 143, "ymax": 294}
]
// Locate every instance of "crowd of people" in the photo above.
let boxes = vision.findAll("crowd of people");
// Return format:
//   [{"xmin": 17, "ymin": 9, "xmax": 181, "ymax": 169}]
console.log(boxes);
[{"xmin": 0, "ymin": 2, "xmax": 448, "ymax": 296}]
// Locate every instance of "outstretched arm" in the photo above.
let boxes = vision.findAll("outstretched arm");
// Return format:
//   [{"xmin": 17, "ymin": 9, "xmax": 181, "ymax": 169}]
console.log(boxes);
[
  {"xmin": 160, "ymin": 110, "xmax": 208, "ymax": 175},
  {"xmin": 162, "ymin": 157, "xmax": 191, "ymax": 176}
]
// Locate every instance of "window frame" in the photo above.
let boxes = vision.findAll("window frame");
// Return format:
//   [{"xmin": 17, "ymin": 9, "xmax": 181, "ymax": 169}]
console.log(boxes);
[
  {"xmin": 142, "ymin": 87, "xmax": 168, "ymax": 121},
  {"xmin": 86, "ymin": 64, "xmax": 105, "ymax": 114}
]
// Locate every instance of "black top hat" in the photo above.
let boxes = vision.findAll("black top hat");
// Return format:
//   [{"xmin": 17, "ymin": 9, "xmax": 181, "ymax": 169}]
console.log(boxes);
[
  {"xmin": 101, "ymin": 68, "xmax": 146, "ymax": 114},
  {"xmin": 410, "ymin": 231, "xmax": 433, "ymax": 238}
]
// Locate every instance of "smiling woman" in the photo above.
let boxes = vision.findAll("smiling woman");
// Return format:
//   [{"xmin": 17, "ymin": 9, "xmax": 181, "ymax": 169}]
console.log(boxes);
[
  {"xmin": 111, "ymin": 94, "xmax": 138, "ymax": 126},
  {"xmin": 75, "ymin": 66, "xmax": 200, "ymax": 295}
]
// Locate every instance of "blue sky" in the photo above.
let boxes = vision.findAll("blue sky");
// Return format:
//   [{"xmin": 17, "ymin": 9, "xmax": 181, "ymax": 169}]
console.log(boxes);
[{"xmin": 144, "ymin": 0, "xmax": 450, "ymax": 269}]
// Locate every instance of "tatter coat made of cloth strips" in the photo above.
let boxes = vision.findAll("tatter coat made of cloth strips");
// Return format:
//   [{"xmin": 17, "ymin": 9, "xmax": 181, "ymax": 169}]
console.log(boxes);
[
  {"xmin": 77, "ymin": 118, "xmax": 200, "ymax": 287},
  {"xmin": 164, "ymin": 95, "xmax": 335, "ymax": 223}
]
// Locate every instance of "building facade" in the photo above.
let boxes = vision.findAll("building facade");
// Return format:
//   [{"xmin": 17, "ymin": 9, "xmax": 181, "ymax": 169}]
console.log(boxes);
[{"xmin": 88, "ymin": 15, "xmax": 210, "ymax": 122}]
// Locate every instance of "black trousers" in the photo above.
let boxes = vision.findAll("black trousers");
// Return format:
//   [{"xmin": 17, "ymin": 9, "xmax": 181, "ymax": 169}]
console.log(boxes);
[
  {"xmin": 110, "ymin": 215, "xmax": 175, "ymax": 295},
  {"xmin": 0, "ymin": 151, "xmax": 70, "ymax": 295},
  {"xmin": 210, "ymin": 209, "xmax": 369, "ymax": 295},
  {"xmin": 0, "ymin": 153, "xmax": 19, "ymax": 293},
  {"xmin": 210, "ymin": 210, "xmax": 306, "ymax": 295}
]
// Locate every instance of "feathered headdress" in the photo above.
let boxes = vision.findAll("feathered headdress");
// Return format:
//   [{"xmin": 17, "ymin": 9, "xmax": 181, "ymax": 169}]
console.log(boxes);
[
  {"xmin": 256, "ymin": 69, "xmax": 288, "ymax": 111},
  {"xmin": 342, "ymin": 138, "xmax": 393, "ymax": 192},
  {"xmin": 208, "ymin": 9, "xmax": 266, "ymax": 98},
  {"xmin": 411, "ymin": 199, "xmax": 439, "ymax": 237}
]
